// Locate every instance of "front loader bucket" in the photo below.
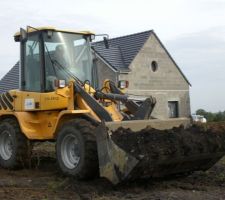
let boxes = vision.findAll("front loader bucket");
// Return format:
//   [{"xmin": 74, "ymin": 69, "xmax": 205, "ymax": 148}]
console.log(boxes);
[
  {"xmin": 95, "ymin": 121, "xmax": 139, "ymax": 184},
  {"xmin": 95, "ymin": 119, "xmax": 225, "ymax": 184}
]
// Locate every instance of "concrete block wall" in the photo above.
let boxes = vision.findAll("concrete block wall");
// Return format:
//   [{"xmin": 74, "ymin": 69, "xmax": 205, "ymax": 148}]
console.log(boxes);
[
  {"xmin": 124, "ymin": 90, "xmax": 190, "ymax": 119},
  {"xmin": 95, "ymin": 57, "xmax": 117, "ymax": 89},
  {"xmin": 119, "ymin": 33, "xmax": 191, "ymax": 119}
]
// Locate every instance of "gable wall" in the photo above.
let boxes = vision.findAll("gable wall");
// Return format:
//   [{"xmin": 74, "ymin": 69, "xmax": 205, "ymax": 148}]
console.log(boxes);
[
  {"xmin": 119, "ymin": 33, "xmax": 191, "ymax": 119},
  {"xmin": 120, "ymin": 33, "xmax": 189, "ymax": 90}
]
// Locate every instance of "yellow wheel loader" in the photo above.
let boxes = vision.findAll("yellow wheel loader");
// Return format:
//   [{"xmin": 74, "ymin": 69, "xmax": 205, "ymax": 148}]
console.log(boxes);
[{"xmin": 0, "ymin": 26, "xmax": 224, "ymax": 184}]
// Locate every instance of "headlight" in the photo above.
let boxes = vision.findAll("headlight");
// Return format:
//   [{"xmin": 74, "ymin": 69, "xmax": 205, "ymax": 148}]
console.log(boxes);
[{"xmin": 118, "ymin": 80, "xmax": 129, "ymax": 89}]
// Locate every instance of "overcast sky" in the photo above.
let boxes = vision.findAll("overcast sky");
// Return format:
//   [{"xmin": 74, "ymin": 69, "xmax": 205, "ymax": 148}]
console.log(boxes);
[{"xmin": 0, "ymin": 0, "xmax": 224, "ymax": 112}]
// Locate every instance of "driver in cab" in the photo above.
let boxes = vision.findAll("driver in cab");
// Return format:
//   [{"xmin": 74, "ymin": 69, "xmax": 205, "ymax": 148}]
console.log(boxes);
[{"xmin": 53, "ymin": 44, "xmax": 69, "ymax": 68}]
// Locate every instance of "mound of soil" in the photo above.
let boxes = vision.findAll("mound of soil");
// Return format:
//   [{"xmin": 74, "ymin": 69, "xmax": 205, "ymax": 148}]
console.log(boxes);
[
  {"xmin": 207, "ymin": 121, "xmax": 225, "ymax": 133},
  {"xmin": 111, "ymin": 124, "xmax": 225, "ymax": 179}
]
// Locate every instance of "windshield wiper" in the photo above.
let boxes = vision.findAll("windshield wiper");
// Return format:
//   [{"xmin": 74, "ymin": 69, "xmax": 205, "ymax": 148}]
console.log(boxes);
[
  {"xmin": 44, "ymin": 44, "xmax": 57, "ymax": 76},
  {"xmin": 44, "ymin": 44, "xmax": 82, "ymax": 85}
]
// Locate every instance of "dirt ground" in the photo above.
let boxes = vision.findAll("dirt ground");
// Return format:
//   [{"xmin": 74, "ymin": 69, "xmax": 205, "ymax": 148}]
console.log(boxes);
[{"xmin": 1, "ymin": 122, "xmax": 225, "ymax": 200}]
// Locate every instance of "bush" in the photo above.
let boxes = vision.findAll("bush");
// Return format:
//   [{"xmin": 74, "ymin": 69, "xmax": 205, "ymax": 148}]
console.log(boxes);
[{"xmin": 196, "ymin": 109, "xmax": 225, "ymax": 122}]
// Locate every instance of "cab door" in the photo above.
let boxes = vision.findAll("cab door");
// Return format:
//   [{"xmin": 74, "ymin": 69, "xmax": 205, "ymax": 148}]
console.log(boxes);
[{"xmin": 20, "ymin": 33, "xmax": 42, "ymax": 111}]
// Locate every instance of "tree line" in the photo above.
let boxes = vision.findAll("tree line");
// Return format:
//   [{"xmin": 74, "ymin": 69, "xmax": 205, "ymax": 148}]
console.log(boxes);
[{"xmin": 196, "ymin": 109, "xmax": 225, "ymax": 122}]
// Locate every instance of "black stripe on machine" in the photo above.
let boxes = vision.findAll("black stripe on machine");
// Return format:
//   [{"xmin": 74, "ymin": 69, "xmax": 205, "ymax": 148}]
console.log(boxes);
[
  {"xmin": 0, "ymin": 95, "xmax": 7, "ymax": 110},
  {"xmin": 6, "ymin": 92, "xmax": 14, "ymax": 102},
  {"xmin": 2, "ymin": 93, "xmax": 13, "ymax": 110}
]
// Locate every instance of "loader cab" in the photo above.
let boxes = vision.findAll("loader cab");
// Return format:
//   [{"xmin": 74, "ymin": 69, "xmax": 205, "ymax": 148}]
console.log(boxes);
[{"xmin": 14, "ymin": 27, "xmax": 95, "ymax": 92}]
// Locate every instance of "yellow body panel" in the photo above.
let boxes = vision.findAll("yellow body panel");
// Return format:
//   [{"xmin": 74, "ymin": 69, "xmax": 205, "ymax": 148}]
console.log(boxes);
[
  {"xmin": 10, "ymin": 88, "xmax": 70, "ymax": 111},
  {"xmin": 104, "ymin": 102, "xmax": 123, "ymax": 121},
  {"xmin": 13, "ymin": 111, "xmax": 59, "ymax": 139},
  {"xmin": 0, "ymin": 81, "xmax": 124, "ymax": 140},
  {"xmin": 0, "ymin": 110, "xmax": 90, "ymax": 140}
]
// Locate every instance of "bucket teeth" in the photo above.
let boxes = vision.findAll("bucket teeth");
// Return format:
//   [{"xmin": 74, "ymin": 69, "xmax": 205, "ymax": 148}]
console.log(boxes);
[{"xmin": 95, "ymin": 121, "xmax": 139, "ymax": 184}]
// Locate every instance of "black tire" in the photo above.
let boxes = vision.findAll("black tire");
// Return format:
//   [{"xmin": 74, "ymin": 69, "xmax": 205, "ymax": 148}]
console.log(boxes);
[
  {"xmin": 56, "ymin": 118, "xmax": 98, "ymax": 179},
  {"xmin": 0, "ymin": 118, "xmax": 31, "ymax": 169}
]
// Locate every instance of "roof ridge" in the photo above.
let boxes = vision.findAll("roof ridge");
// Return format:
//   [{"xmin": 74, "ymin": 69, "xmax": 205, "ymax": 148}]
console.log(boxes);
[
  {"xmin": 108, "ymin": 29, "xmax": 153, "ymax": 41},
  {"xmin": 93, "ymin": 29, "xmax": 153, "ymax": 44}
]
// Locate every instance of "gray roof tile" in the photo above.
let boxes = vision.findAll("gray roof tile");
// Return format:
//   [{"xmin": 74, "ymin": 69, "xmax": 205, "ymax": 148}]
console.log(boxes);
[
  {"xmin": 0, "ymin": 62, "xmax": 19, "ymax": 93},
  {"xmin": 92, "ymin": 30, "xmax": 153, "ymax": 70}
]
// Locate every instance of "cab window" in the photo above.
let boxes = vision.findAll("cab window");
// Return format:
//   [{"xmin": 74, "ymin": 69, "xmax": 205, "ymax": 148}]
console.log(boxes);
[{"xmin": 24, "ymin": 34, "xmax": 41, "ymax": 91}]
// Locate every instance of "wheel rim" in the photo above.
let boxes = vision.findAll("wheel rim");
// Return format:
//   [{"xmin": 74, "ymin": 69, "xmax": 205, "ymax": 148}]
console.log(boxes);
[
  {"xmin": 0, "ymin": 130, "xmax": 13, "ymax": 160},
  {"xmin": 61, "ymin": 134, "xmax": 81, "ymax": 169}
]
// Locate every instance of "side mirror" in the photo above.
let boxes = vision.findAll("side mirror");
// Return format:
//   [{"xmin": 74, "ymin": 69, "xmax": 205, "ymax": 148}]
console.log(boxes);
[
  {"xmin": 103, "ymin": 37, "xmax": 109, "ymax": 49},
  {"xmin": 20, "ymin": 28, "xmax": 27, "ymax": 42},
  {"xmin": 93, "ymin": 34, "xmax": 110, "ymax": 48}
]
